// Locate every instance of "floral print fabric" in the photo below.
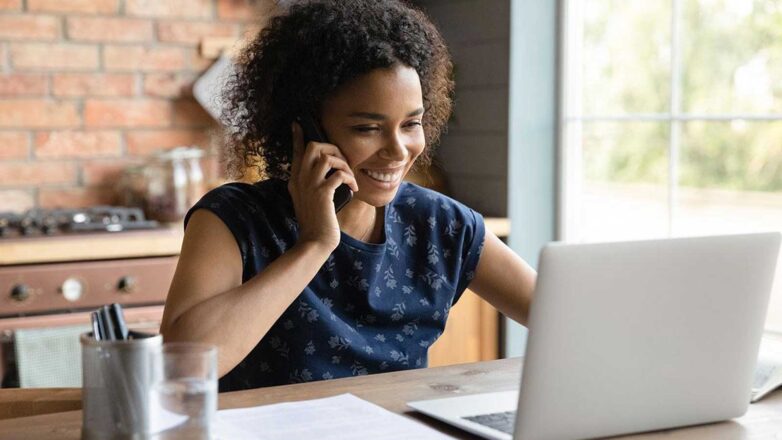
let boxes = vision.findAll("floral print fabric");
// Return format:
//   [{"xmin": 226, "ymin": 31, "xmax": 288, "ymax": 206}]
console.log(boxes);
[{"xmin": 184, "ymin": 179, "xmax": 485, "ymax": 391}]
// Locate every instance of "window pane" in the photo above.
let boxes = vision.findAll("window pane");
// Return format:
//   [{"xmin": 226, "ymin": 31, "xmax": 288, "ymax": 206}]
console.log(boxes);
[
  {"xmin": 571, "ymin": 121, "xmax": 670, "ymax": 241},
  {"xmin": 679, "ymin": 121, "xmax": 782, "ymax": 197},
  {"xmin": 677, "ymin": 121, "xmax": 782, "ymax": 331},
  {"xmin": 682, "ymin": 0, "xmax": 782, "ymax": 114},
  {"xmin": 578, "ymin": 0, "xmax": 671, "ymax": 115}
]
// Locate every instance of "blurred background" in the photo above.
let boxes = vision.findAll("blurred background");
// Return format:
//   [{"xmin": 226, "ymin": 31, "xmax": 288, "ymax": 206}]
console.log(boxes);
[{"xmin": 0, "ymin": 0, "xmax": 779, "ymax": 389}]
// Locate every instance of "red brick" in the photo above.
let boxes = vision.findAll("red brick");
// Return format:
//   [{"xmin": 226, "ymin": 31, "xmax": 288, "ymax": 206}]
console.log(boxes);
[
  {"xmin": 0, "ymin": 15, "xmax": 60, "ymax": 41},
  {"xmin": 84, "ymin": 99, "xmax": 172, "ymax": 128},
  {"xmin": 0, "ymin": 74, "xmax": 48, "ymax": 96},
  {"xmin": 126, "ymin": 129, "xmax": 210, "ymax": 155},
  {"xmin": 28, "ymin": 0, "xmax": 118, "ymax": 14},
  {"xmin": 104, "ymin": 45, "xmax": 186, "ymax": 72},
  {"xmin": 143, "ymin": 72, "xmax": 195, "ymax": 98},
  {"xmin": 39, "ymin": 186, "xmax": 117, "ymax": 209},
  {"xmin": 0, "ymin": 132, "xmax": 30, "ymax": 159},
  {"xmin": 0, "ymin": 162, "xmax": 77, "ymax": 186},
  {"xmin": 52, "ymin": 73, "xmax": 135, "ymax": 97},
  {"xmin": 0, "ymin": 0, "xmax": 22, "ymax": 11},
  {"xmin": 0, "ymin": 100, "xmax": 80, "ymax": 128},
  {"xmin": 189, "ymin": 50, "xmax": 215, "ymax": 72},
  {"xmin": 126, "ymin": 0, "xmax": 212, "ymax": 19},
  {"xmin": 67, "ymin": 17, "xmax": 153, "ymax": 43},
  {"xmin": 0, "ymin": 189, "xmax": 33, "ymax": 212},
  {"xmin": 217, "ymin": 0, "xmax": 262, "ymax": 21},
  {"xmin": 172, "ymin": 99, "xmax": 214, "ymax": 128},
  {"xmin": 35, "ymin": 130, "xmax": 122, "ymax": 159},
  {"xmin": 81, "ymin": 159, "xmax": 143, "ymax": 185},
  {"xmin": 157, "ymin": 21, "xmax": 238, "ymax": 45},
  {"xmin": 10, "ymin": 43, "xmax": 99, "ymax": 71}
]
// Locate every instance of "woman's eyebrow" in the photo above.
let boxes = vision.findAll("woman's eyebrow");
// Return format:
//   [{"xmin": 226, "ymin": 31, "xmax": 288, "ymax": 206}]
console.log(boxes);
[{"xmin": 348, "ymin": 107, "xmax": 425, "ymax": 120}]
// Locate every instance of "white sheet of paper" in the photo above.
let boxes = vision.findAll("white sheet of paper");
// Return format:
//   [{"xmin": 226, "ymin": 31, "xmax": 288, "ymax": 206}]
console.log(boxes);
[
  {"xmin": 751, "ymin": 335, "xmax": 782, "ymax": 402},
  {"xmin": 212, "ymin": 393, "xmax": 454, "ymax": 440}
]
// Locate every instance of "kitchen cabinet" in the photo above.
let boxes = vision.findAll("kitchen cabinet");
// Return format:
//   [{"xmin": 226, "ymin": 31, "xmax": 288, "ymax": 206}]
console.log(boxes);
[{"xmin": 428, "ymin": 288, "xmax": 499, "ymax": 367}]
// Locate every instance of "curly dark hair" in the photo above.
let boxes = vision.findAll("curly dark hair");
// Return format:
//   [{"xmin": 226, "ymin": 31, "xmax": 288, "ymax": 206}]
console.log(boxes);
[{"xmin": 221, "ymin": 0, "xmax": 454, "ymax": 180}]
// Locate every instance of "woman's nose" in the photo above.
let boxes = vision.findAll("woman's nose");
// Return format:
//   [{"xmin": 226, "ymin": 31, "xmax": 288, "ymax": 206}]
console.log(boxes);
[{"xmin": 379, "ymin": 132, "xmax": 409, "ymax": 161}]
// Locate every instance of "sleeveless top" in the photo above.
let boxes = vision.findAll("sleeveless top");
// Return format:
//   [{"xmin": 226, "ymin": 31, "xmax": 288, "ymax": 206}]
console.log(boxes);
[{"xmin": 185, "ymin": 178, "xmax": 485, "ymax": 391}]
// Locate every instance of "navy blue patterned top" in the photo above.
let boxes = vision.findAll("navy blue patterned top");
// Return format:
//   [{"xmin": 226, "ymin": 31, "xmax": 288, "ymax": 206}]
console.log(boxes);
[{"xmin": 185, "ymin": 178, "xmax": 485, "ymax": 391}]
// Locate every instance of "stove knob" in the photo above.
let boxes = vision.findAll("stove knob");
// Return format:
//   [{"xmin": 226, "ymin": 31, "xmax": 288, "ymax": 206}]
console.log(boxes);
[
  {"xmin": 42, "ymin": 223, "xmax": 58, "ymax": 235},
  {"xmin": 61, "ymin": 278, "xmax": 84, "ymax": 302},
  {"xmin": 10, "ymin": 284, "xmax": 30, "ymax": 302},
  {"xmin": 117, "ymin": 276, "xmax": 137, "ymax": 294}
]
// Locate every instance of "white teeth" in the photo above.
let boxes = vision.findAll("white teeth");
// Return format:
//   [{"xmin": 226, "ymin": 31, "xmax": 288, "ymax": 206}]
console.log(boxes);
[{"xmin": 364, "ymin": 169, "xmax": 400, "ymax": 182}]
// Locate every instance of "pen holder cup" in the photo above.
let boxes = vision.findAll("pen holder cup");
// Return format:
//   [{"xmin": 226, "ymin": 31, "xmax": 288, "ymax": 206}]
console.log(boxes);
[{"xmin": 80, "ymin": 331, "xmax": 162, "ymax": 440}]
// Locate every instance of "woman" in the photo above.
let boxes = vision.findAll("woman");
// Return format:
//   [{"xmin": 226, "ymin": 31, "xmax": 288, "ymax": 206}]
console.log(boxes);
[{"xmin": 161, "ymin": 0, "xmax": 536, "ymax": 392}]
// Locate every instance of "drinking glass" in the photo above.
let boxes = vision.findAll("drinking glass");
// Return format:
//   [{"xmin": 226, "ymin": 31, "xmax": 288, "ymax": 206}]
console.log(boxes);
[{"xmin": 149, "ymin": 342, "xmax": 217, "ymax": 439}]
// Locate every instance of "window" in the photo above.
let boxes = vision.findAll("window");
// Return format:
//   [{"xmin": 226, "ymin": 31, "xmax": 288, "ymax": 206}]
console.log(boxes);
[{"xmin": 560, "ymin": 0, "xmax": 782, "ymax": 332}]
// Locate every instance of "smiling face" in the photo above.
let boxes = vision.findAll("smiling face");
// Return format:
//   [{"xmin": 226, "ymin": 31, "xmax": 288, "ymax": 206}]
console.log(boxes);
[{"xmin": 319, "ymin": 64, "xmax": 426, "ymax": 207}]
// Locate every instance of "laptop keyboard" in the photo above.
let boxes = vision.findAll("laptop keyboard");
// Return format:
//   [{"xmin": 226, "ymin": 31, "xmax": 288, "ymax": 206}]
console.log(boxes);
[{"xmin": 462, "ymin": 410, "xmax": 516, "ymax": 434}]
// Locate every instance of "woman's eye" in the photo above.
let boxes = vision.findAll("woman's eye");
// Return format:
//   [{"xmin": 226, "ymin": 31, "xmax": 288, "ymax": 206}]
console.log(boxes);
[
  {"xmin": 353, "ymin": 126, "xmax": 379, "ymax": 133},
  {"xmin": 405, "ymin": 121, "xmax": 422, "ymax": 128}
]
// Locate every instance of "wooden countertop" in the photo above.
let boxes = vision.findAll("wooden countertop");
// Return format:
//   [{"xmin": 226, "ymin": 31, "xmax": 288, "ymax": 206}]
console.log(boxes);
[
  {"xmin": 0, "ymin": 226, "xmax": 184, "ymax": 265},
  {"xmin": 0, "ymin": 218, "xmax": 510, "ymax": 266},
  {"xmin": 0, "ymin": 357, "xmax": 781, "ymax": 439}
]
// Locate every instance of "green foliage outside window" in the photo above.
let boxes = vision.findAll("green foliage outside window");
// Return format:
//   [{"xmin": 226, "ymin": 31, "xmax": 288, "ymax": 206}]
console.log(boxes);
[{"xmin": 580, "ymin": 0, "xmax": 782, "ymax": 192}]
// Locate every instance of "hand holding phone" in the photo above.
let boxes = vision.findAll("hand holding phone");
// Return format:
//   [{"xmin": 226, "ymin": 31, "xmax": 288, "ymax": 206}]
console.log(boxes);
[
  {"xmin": 288, "ymin": 115, "xmax": 357, "ymax": 252},
  {"xmin": 295, "ymin": 113, "xmax": 353, "ymax": 212}
]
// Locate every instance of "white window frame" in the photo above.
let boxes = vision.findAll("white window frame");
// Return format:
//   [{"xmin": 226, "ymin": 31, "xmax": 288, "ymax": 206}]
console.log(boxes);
[{"xmin": 558, "ymin": 0, "xmax": 782, "ymax": 242}]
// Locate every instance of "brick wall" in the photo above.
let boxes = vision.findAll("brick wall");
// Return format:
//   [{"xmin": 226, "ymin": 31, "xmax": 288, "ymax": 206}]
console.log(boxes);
[{"xmin": 0, "ymin": 0, "xmax": 262, "ymax": 212}]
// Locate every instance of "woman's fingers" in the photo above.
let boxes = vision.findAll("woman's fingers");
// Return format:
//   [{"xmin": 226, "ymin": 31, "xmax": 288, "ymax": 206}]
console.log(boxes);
[
  {"xmin": 314, "ymin": 143, "xmax": 349, "ymax": 163},
  {"xmin": 313, "ymin": 155, "xmax": 358, "ymax": 192},
  {"xmin": 323, "ymin": 169, "xmax": 358, "ymax": 194},
  {"xmin": 290, "ymin": 121, "xmax": 356, "ymax": 191},
  {"xmin": 299, "ymin": 141, "xmax": 348, "ymax": 169}
]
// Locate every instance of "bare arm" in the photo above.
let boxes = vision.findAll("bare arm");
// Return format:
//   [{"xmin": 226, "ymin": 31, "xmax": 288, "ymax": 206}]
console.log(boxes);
[
  {"xmin": 161, "ymin": 122, "xmax": 359, "ymax": 378},
  {"xmin": 160, "ymin": 209, "xmax": 333, "ymax": 377},
  {"xmin": 467, "ymin": 231, "xmax": 536, "ymax": 326}
]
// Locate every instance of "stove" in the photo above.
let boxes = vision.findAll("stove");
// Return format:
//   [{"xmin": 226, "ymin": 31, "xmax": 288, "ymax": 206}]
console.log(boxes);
[
  {"xmin": 0, "ymin": 206, "xmax": 181, "ymax": 387},
  {"xmin": 0, "ymin": 206, "xmax": 159, "ymax": 238}
]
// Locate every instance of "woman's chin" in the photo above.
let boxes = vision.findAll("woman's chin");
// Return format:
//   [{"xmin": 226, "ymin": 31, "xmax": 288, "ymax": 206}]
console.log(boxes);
[
  {"xmin": 352, "ymin": 187, "xmax": 401, "ymax": 207},
  {"xmin": 351, "ymin": 172, "xmax": 406, "ymax": 206}
]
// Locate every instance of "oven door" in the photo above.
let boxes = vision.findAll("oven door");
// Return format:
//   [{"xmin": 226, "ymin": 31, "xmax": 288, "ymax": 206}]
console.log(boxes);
[
  {"xmin": 0, "ymin": 306, "xmax": 164, "ymax": 388},
  {"xmin": 0, "ymin": 256, "xmax": 176, "ymax": 388}
]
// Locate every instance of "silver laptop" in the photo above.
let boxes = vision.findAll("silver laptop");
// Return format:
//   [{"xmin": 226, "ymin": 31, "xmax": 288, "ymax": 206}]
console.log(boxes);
[{"xmin": 409, "ymin": 232, "xmax": 781, "ymax": 440}]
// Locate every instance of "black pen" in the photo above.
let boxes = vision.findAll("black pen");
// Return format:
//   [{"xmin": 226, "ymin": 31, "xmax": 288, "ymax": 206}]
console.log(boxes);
[
  {"xmin": 95, "ymin": 309, "xmax": 109, "ymax": 341},
  {"xmin": 109, "ymin": 303, "xmax": 129, "ymax": 340},
  {"xmin": 100, "ymin": 305, "xmax": 116, "ymax": 341},
  {"xmin": 91, "ymin": 311, "xmax": 102, "ymax": 341}
]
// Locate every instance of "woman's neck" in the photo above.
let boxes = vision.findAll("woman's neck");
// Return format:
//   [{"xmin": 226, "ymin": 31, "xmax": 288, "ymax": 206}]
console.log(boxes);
[{"xmin": 337, "ymin": 200, "xmax": 385, "ymax": 243}]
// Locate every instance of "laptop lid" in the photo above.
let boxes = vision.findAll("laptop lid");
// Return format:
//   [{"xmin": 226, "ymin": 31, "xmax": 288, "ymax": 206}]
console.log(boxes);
[{"xmin": 515, "ymin": 232, "xmax": 781, "ymax": 439}]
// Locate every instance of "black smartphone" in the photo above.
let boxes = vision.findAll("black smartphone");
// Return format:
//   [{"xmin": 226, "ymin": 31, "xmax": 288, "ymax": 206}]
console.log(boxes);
[{"xmin": 296, "ymin": 113, "xmax": 353, "ymax": 212}]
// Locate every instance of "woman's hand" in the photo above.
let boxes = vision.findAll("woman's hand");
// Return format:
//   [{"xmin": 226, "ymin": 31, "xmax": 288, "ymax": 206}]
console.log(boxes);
[{"xmin": 288, "ymin": 122, "xmax": 359, "ymax": 252}]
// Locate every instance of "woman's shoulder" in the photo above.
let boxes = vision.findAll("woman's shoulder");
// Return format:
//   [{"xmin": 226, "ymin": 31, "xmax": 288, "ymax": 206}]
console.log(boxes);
[
  {"xmin": 388, "ymin": 182, "xmax": 486, "ymax": 300},
  {"xmin": 184, "ymin": 178, "xmax": 291, "ymax": 229},
  {"xmin": 199, "ymin": 178, "xmax": 288, "ymax": 205},
  {"xmin": 388, "ymin": 182, "xmax": 484, "ymax": 249},
  {"xmin": 393, "ymin": 181, "xmax": 479, "ymax": 222}
]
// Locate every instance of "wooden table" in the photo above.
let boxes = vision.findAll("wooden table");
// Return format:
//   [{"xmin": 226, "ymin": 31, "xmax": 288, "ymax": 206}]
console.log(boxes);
[{"xmin": 0, "ymin": 358, "xmax": 780, "ymax": 439}]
